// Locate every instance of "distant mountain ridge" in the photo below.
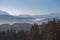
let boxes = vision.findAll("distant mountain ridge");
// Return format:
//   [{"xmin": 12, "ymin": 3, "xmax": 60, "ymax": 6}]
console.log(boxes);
[
  {"xmin": 0, "ymin": 10, "xmax": 9, "ymax": 15},
  {"xmin": 19, "ymin": 13, "xmax": 60, "ymax": 19},
  {"xmin": 0, "ymin": 23, "xmax": 32, "ymax": 31},
  {"xmin": 0, "ymin": 11, "xmax": 34, "ymax": 24},
  {"xmin": 0, "ymin": 10, "xmax": 60, "ymax": 19},
  {"xmin": 0, "ymin": 10, "xmax": 60, "ymax": 24},
  {"xmin": 32, "ymin": 13, "xmax": 60, "ymax": 19}
]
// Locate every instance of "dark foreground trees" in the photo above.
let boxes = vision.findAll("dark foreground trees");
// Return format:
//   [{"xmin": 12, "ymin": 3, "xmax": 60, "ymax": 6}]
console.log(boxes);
[
  {"xmin": 0, "ymin": 29, "xmax": 27, "ymax": 40},
  {"xmin": 0, "ymin": 18, "xmax": 60, "ymax": 40},
  {"xmin": 43, "ymin": 18, "xmax": 60, "ymax": 40}
]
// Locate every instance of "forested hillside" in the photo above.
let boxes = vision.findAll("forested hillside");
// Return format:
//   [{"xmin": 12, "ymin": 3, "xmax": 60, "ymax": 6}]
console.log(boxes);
[{"xmin": 0, "ymin": 18, "xmax": 60, "ymax": 40}]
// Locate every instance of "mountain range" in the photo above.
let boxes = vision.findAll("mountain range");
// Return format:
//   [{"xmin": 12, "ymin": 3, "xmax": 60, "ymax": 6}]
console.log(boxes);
[
  {"xmin": 0, "ymin": 23, "xmax": 32, "ymax": 31},
  {"xmin": 32, "ymin": 13, "xmax": 60, "ymax": 19},
  {"xmin": 0, "ymin": 10, "xmax": 60, "ymax": 31},
  {"xmin": 0, "ymin": 10, "xmax": 60, "ymax": 24},
  {"xmin": 0, "ymin": 11, "xmax": 35, "ymax": 24}
]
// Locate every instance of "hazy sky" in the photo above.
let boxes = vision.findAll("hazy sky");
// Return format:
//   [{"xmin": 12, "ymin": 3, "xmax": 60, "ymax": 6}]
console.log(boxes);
[{"xmin": 0, "ymin": 0, "xmax": 60, "ymax": 16}]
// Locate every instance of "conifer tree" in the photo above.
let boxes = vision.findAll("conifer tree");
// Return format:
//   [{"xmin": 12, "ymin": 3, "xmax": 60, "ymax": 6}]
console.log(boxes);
[{"xmin": 29, "ymin": 23, "xmax": 40, "ymax": 40}]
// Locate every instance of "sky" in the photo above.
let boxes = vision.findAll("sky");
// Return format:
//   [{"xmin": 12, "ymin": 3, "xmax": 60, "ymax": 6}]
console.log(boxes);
[{"xmin": 0, "ymin": 0, "xmax": 60, "ymax": 16}]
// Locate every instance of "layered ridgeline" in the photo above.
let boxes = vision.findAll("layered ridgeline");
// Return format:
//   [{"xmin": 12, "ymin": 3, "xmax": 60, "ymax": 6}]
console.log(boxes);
[
  {"xmin": 0, "ymin": 10, "xmax": 60, "ymax": 31},
  {"xmin": 0, "ymin": 10, "xmax": 60, "ymax": 24},
  {"xmin": 0, "ymin": 11, "xmax": 34, "ymax": 31},
  {"xmin": 0, "ymin": 10, "xmax": 34, "ymax": 24}
]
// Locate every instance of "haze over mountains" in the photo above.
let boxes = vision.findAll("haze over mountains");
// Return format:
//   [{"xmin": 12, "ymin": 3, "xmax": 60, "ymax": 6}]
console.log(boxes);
[
  {"xmin": 0, "ymin": 11, "xmax": 60, "ymax": 24},
  {"xmin": 0, "ymin": 10, "xmax": 60, "ymax": 31},
  {"xmin": 0, "ymin": 11, "xmax": 35, "ymax": 24},
  {"xmin": 0, "ymin": 10, "xmax": 60, "ymax": 24}
]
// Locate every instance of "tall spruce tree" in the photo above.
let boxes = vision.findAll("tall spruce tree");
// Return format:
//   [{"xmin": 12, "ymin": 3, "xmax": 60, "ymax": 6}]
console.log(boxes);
[
  {"xmin": 44, "ymin": 18, "xmax": 58, "ymax": 40},
  {"xmin": 28, "ymin": 23, "xmax": 40, "ymax": 40}
]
